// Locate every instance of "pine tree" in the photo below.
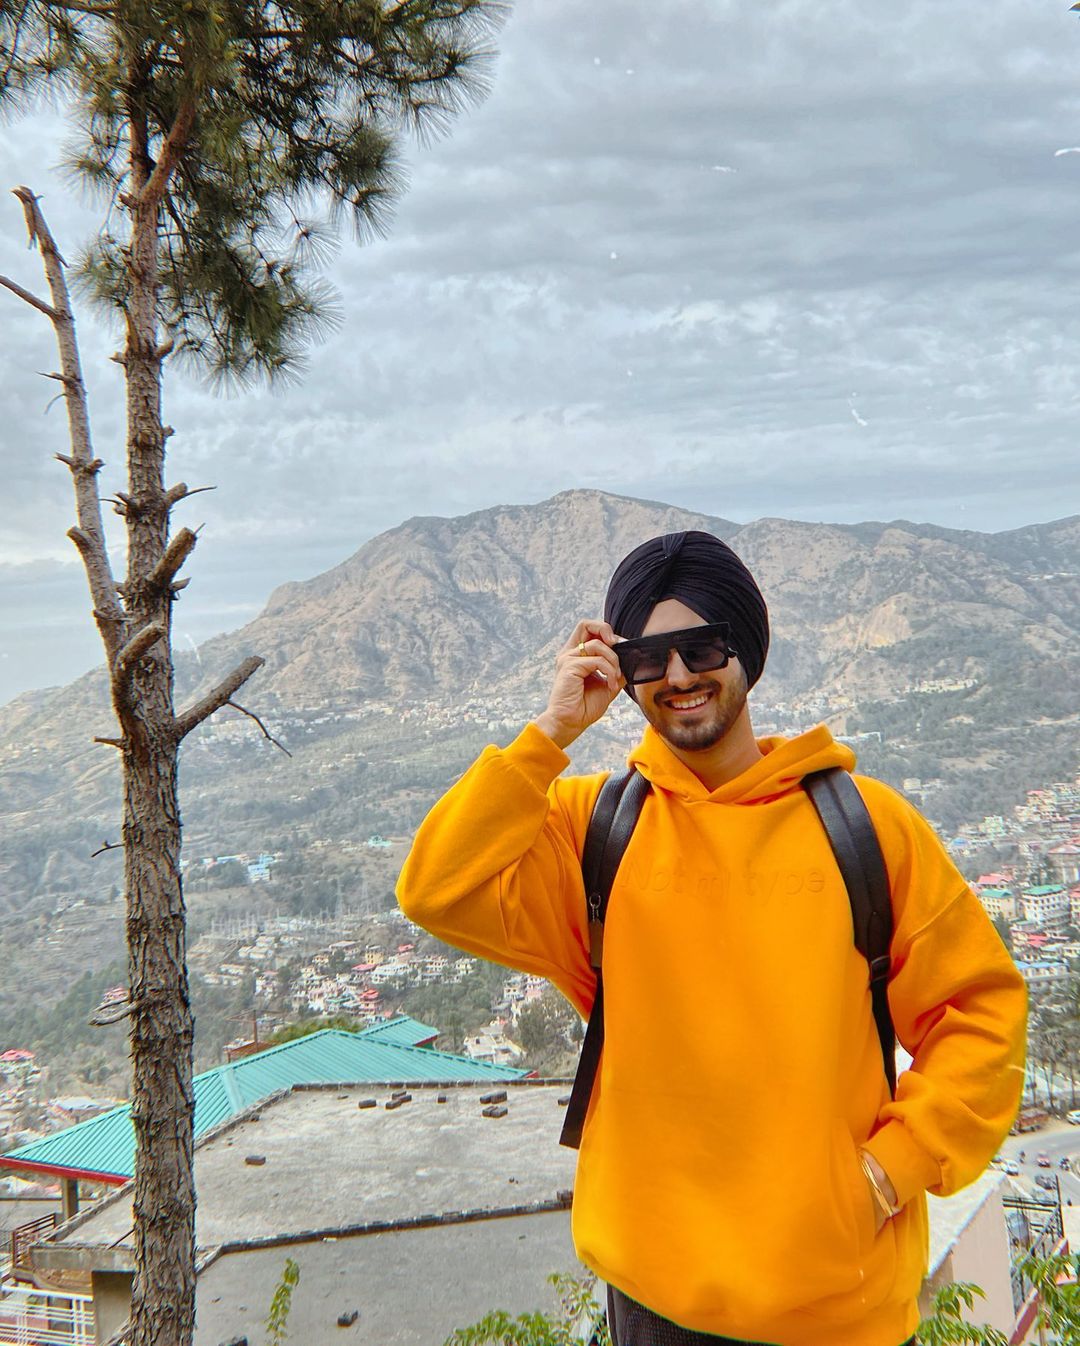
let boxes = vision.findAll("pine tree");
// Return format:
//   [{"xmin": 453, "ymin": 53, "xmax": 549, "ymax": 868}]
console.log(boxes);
[{"xmin": 0, "ymin": 4, "xmax": 505, "ymax": 1344}]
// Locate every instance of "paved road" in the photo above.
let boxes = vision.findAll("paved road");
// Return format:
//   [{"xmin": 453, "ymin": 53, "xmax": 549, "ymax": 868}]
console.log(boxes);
[{"xmin": 999, "ymin": 1122, "xmax": 1080, "ymax": 1206}]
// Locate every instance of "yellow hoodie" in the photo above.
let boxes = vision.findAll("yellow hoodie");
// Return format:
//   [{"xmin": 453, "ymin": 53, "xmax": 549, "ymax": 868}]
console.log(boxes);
[{"xmin": 397, "ymin": 722, "xmax": 1026, "ymax": 1346}]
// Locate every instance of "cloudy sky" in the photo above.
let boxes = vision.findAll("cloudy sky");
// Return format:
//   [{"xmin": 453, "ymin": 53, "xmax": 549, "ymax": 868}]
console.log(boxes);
[{"xmin": 1, "ymin": 0, "xmax": 1079, "ymax": 704}]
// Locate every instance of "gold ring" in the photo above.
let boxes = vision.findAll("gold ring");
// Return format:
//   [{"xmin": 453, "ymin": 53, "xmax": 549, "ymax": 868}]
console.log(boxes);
[{"xmin": 578, "ymin": 642, "xmax": 587, "ymax": 657}]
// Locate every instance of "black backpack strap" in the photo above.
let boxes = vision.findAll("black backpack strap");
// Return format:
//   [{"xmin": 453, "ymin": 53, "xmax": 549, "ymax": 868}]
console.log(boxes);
[
  {"xmin": 581, "ymin": 769, "xmax": 633, "ymax": 940},
  {"xmin": 803, "ymin": 768, "xmax": 897, "ymax": 1097},
  {"xmin": 560, "ymin": 768, "xmax": 650, "ymax": 1149}
]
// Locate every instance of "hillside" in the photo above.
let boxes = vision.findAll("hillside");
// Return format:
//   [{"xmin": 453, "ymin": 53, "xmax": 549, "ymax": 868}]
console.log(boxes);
[{"xmin": 1, "ymin": 490, "xmax": 1077, "ymax": 1010}]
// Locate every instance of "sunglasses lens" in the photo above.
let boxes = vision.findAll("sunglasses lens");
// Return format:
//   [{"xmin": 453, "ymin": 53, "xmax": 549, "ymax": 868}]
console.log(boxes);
[
  {"xmin": 616, "ymin": 626, "xmax": 733, "ymax": 684},
  {"xmin": 680, "ymin": 637, "xmax": 731, "ymax": 674},
  {"xmin": 619, "ymin": 650, "xmax": 666, "ymax": 684}
]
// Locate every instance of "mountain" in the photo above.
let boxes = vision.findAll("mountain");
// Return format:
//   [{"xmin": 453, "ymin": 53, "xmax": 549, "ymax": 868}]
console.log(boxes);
[
  {"xmin": 191, "ymin": 493, "xmax": 1080, "ymax": 712},
  {"xmin": 1, "ymin": 490, "xmax": 1078, "ymax": 965}
]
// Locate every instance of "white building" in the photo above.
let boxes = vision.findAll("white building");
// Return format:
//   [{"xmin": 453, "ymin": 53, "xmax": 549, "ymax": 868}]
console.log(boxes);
[
  {"xmin": 1017, "ymin": 960, "xmax": 1069, "ymax": 998},
  {"xmin": 1020, "ymin": 885, "xmax": 1069, "ymax": 929}
]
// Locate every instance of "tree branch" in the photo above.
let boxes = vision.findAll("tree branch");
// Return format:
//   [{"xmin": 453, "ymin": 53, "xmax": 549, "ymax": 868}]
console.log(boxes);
[
  {"xmin": 113, "ymin": 622, "xmax": 166, "ymax": 701},
  {"xmin": 9, "ymin": 187, "xmax": 125, "ymax": 660},
  {"xmin": 148, "ymin": 527, "xmax": 197, "ymax": 591},
  {"xmin": 140, "ymin": 99, "xmax": 198, "ymax": 214},
  {"xmin": 174, "ymin": 655, "xmax": 265, "ymax": 739},
  {"xmin": 43, "ymin": 0, "xmax": 116, "ymax": 14},
  {"xmin": 225, "ymin": 700, "xmax": 292, "ymax": 757},
  {"xmin": 56, "ymin": 453, "xmax": 104, "ymax": 475},
  {"xmin": 0, "ymin": 273, "xmax": 59, "ymax": 320},
  {"xmin": 165, "ymin": 482, "xmax": 216, "ymax": 508},
  {"xmin": 0, "ymin": 0, "xmax": 32, "ymax": 90}
]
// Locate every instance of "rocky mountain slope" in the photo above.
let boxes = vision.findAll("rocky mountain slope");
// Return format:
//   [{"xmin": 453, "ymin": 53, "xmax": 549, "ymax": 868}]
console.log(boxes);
[{"xmin": 1, "ymin": 490, "xmax": 1078, "ymax": 938}]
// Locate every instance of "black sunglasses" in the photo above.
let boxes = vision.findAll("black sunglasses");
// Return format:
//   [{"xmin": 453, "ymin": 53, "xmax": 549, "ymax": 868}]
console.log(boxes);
[{"xmin": 615, "ymin": 623, "xmax": 736, "ymax": 686}]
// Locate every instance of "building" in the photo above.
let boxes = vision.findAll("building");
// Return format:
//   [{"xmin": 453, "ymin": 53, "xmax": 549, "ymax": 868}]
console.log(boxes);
[
  {"xmin": 975, "ymin": 873, "xmax": 1013, "ymax": 891},
  {"xmin": 0, "ymin": 1052, "xmax": 37, "ymax": 1085},
  {"xmin": 1010, "ymin": 921, "xmax": 1043, "ymax": 956},
  {"xmin": 1016, "ymin": 960, "xmax": 1069, "ymax": 999},
  {"xmin": 23, "ymin": 1081, "xmax": 581, "ymax": 1346},
  {"xmin": 0, "ymin": 1017, "xmax": 521, "ymax": 1214},
  {"xmin": 922, "ymin": 1170, "xmax": 1068, "ymax": 1343},
  {"xmin": 977, "ymin": 889, "xmax": 1017, "ymax": 922},
  {"xmin": 14, "ymin": 1078, "xmax": 1043, "ymax": 1346},
  {"xmin": 923, "ymin": 1171, "xmax": 1020, "ymax": 1336},
  {"xmin": 462, "ymin": 1023, "xmax": 526, "ymax": 1068},
  {"xmin": 1019, "ymin": 885, "xmax": 1069, "ymax": 930},
  {"xmin": 1048, "ymin": 844, "xmax": 1080, "ymax": 888}
]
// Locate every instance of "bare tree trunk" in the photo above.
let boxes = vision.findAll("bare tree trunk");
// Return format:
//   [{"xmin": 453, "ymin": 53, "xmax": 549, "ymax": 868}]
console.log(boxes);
[
  {"xmin": 124, "ymin": 733, "xmax": 193, "ymax": 1346},
  {"xmin": 119, "ymin": 88, "xmax": 197, "ymax": 1346},
  {"xmin": 3, "ymin": 176, "xmax": 266, "ymax": 1346}
]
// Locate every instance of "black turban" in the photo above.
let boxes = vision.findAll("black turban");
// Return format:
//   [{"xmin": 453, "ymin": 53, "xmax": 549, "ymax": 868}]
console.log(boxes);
[{"xmin": 603, "ymin": 530, "xmax": 770, "ymax": 688}]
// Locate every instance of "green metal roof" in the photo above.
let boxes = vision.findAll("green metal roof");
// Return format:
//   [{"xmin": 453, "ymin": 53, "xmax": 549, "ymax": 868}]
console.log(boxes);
[
  {"xmin": 1024, "ymin": 885, "xmax": 1067, "ymax": 896},
  {"xmin": 357, "ymin": 1015, "xmax": 438, "ymax": 1048},
  {"xmin": 0, "ymin": 1019, "xmax": 524, "ymax": 1184}
]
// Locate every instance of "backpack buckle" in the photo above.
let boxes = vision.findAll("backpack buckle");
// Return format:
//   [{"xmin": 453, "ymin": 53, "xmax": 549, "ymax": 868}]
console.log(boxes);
[{"xmin": 868, "ymin": 954, "xmax": 890, "ymax": 986}]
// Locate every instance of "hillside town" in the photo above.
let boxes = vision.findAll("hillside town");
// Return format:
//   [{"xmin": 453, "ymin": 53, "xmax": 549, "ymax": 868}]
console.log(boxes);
[
  {"xmin": 2, "ymin": 761, "xmax": 1079, "ymax": 1344},
  {"xmin": 0, "ymin": 893, "xmax": 547, "ymax": 1173},
  {"xmin": 4, "ymin": 765, "xmax": 1079, "ymax": 1161}
]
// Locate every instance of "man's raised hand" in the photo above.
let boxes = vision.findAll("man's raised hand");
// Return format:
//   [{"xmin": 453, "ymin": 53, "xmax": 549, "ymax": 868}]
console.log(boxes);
[{"xmin": 532, "ymin": 620, "xmax": 625, "ymax": 750}]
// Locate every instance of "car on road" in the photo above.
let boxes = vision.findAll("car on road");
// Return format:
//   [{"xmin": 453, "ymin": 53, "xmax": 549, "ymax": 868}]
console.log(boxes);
[
  {"xmin": 1035, "ymin": 1174, "xmax": 1057, "ymax": 1190},
  {"xmin": 1003, "ymin": 1161, "xmax": 1021, "ymax": 1175},
  {"xmin": 1037, "ymin": 1152, "xmax": 1052, "ymax": 1167},
  {"xmin": 1067, "ymin": 1110, "xmax": 1080, "ymax": 1125}
]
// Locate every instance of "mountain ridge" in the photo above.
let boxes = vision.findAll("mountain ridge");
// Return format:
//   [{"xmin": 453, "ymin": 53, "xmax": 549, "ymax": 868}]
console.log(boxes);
[{"xmin": 1, "ymin": 490, "xmax": 1077, "ymax": 955}]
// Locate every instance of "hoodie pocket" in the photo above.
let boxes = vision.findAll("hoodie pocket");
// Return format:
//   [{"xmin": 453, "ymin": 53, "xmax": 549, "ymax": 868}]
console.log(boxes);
[
  {"xmin": 804, "ymin": 1122, "xmax": 899, "ymax": 1323},
  {"xmin": 835, "ymin": 1123, "xmax": 878, "ymax": 1256}
]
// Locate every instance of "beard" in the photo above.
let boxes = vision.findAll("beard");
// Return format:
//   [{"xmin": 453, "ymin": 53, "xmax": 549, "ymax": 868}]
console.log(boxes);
[{"xmin": 639, "ymin": 668, "xmax": 749, "ymax": 753}]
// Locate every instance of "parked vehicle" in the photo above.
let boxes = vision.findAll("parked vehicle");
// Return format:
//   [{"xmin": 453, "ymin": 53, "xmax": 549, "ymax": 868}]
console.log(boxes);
[
  {"xmin": 1067, "ymin": 1109, "xmax": 1080, "ymax": 1125},
  {"xmin": 1013, "ymin": 1108, "xmax": 1050, "ymax": 1134},
  {"xmin": 1037, "ymin": 1153, "xmax": 1052, "ymax": 1167},
  {"xmin": 1003, "ymin": 1161, "xmax": 1021, "ymax": 1175},
  {"xmin": 1035, "ymin": 1173, "xmax": 1057, "ymax": 1190},
  {"xmin": 1061, "ymin": 1156, "xmax": 1072, "ymax": 1171}
]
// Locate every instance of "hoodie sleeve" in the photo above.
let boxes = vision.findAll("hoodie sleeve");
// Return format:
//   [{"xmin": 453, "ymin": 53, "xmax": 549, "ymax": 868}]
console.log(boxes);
[
  {"xmin": 857, "ymin": 778, "xmax": 1028, "ymax": 1207},
  {"xmin": 396, "ymin": 723, "xmax": 601, "ymax": 1015}
]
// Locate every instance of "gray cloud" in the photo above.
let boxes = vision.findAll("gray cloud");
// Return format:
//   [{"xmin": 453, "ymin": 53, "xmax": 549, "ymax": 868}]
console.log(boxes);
[{"xmin": 1, "ymin": 0, "xmax": 1078, "ymax": 703}]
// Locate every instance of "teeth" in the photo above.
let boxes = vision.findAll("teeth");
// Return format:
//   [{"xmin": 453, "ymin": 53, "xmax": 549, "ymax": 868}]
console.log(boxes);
[{"xmin": 668, "ymin": 694, "xmax": 709, "ymax": 710}]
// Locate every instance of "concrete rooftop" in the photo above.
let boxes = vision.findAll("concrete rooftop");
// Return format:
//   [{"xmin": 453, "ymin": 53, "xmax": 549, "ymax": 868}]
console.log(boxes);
[
  {"xmin": 194, "ymin": 1209, "xmax": 584, "ymax": 1346},
  {"xmin": 47, "ymin": 1082, "xmax": 578, "ymax": 1254}
]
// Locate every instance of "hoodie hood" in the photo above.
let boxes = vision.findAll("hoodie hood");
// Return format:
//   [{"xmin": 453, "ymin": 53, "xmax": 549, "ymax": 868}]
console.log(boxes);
[{"xmin": 626, "ymin": 723, "xmax": 856, "ymax": 805}]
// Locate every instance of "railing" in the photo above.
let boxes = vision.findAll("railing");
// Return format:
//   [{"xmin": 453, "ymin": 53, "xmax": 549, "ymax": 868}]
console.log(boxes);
[
  {"xmin": 0, "ymin": 1286, "xmax": 95, "ymax": 1345},
  {"xmin": 1003, "ymin": 1192, "xmax": 1066, "ymax": 1313},
  {"xmin": 9, "ymin": 1217, "xmax": 58, "ymax": 1275}
]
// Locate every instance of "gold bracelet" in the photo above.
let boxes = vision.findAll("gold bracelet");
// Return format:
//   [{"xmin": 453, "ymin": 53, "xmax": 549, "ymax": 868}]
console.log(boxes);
[{"xmin": 859, "ymin": 1153, "xmax": 901, "ymax": 1219}]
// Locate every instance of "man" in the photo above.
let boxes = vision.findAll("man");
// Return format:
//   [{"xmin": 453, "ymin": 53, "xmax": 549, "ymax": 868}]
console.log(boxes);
[{"xmin": 397, "ymin": 530, "xmax": 1026, "ymax": 1346}]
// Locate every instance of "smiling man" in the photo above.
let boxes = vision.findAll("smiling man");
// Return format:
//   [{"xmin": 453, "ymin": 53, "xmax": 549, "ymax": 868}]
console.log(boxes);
[{"xmin": 397, "ymin": 530, "xmax": 1026, "ymax": 1346}]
